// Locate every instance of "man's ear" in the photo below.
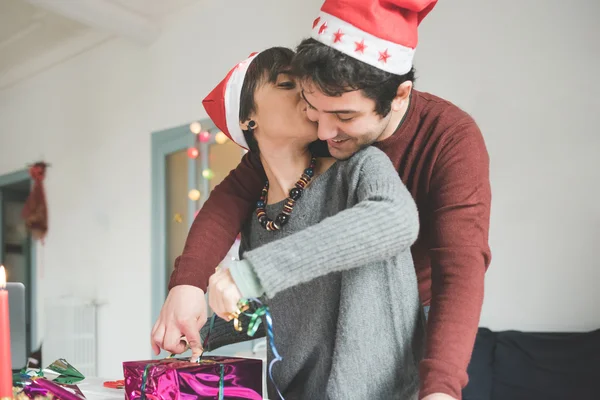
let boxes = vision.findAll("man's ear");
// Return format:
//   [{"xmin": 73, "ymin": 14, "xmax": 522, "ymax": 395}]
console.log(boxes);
[{"xmin": 391, "ymin": 81, "xmax": 413, "ymax": 112}]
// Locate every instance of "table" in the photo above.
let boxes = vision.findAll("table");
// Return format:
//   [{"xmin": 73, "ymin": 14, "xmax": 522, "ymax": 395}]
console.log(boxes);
[
  {"xmin": 70, "ymin": 378, "xmax": 124, "ymax": 400},
  {"xmin": 75, "ymin": 342, "xmax": 269, "ymax": 399}
]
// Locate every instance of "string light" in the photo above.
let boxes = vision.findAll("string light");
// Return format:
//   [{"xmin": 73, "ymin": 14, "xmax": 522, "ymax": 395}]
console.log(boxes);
[
  {"xmin": 199, "ymin": 131, "xmax": 211, "ymax": 143},
  {"xmin": 202, "ymin": 169, "xmax": 214, "ymax": 180},
  {"xmin": 187, "ymin": 147, "xmax": 199, "ymax": 159},
  {"xmin": 215, "ymin": 132, "xmax": 228, "ymax": 145},
  {"xmin": 189, "ymin": 122, "xmax": 202, "ymax": 134},
  {"xmin": 188, "ymin": 189, "xmax": 201, "ymax": 201}
]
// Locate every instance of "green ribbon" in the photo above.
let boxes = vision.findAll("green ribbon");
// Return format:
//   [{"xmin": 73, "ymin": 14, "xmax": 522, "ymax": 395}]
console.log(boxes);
[
  {"xmin": 237, "ymin": 299, "xmax": 269, "ymax": 338},
  {"xmin": 46, "ymin": 358, "xmax": 85, "ymax": 384},
  {"xmin": 139, "ymin": 363, "xmax": 152, "ymax": 400},
  {"xmin": 246, "ymin": 306, "xmax": 266, "ymax": 337}
]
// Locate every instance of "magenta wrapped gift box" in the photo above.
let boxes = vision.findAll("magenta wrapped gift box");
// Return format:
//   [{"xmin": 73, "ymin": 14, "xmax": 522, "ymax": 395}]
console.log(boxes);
[{"xmin": 122, "ymin": 356, "xmax": 263, "ymax": 400}]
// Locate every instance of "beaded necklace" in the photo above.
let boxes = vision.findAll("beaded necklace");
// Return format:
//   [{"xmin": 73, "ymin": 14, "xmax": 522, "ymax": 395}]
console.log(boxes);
[{"xmin": 255, "ymin": 155, "xmax": 317, "ymax": 231}]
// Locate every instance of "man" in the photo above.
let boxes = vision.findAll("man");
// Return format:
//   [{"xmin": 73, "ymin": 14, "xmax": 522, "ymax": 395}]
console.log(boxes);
[
  {"xmin": 152, "ymin": 1, "xmax": 491, "ymax": 399},
  {"xmin": 196, "ymin": 47, "xmax": 424, "ymax": 400}
]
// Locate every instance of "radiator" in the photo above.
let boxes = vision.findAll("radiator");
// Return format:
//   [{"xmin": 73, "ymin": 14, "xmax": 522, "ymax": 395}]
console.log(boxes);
[{"xmin": 42, "ymin": 297, "xmax": 99, "ymax": 377}]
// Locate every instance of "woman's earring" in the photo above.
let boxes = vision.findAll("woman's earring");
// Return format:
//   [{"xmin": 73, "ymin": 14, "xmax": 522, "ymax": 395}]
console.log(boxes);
[{"xmin": 247, "ymin": 120, "xmax": 256, "ymax": 133}]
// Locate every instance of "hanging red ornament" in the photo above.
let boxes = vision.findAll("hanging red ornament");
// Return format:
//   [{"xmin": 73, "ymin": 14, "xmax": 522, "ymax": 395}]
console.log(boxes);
[
  {"xmin": 199, "ymin": 131, "xmax": 211, "ymax": 143},
  {"xmin": 187, "ymin": 147, "xmax": 199, "ymax": 159},
  {"xmin": 21, "ymin": 162, "xmax": 48, "ymax": 241}
]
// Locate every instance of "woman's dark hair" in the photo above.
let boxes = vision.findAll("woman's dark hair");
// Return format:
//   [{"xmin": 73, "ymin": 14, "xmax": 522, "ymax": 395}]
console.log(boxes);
[
  {"xmin": 239, "ymin": 47, "xmax": 295, "ymax": 152},
  {"xmin": 292, "ymin": 38, "xmax": 416, "ymax": 117}
]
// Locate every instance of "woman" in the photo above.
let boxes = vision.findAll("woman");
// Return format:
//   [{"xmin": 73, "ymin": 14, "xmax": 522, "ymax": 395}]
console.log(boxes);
[{"xmin": 201, "ymin": 47, "xmax": 424, "ymax": 400}]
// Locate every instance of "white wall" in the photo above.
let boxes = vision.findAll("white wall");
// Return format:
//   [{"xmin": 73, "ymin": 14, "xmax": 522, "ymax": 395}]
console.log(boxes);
[
  {"xmin": 414, "ymin": 0, "xmax": 600, "ymax": 332},
  {"xmin": 0, "ymin": 0, "xmax": 598, "ymax": 378},
  {"xmin": 0, "ymin": 0, "xmax": 324, "ymax": 378}
]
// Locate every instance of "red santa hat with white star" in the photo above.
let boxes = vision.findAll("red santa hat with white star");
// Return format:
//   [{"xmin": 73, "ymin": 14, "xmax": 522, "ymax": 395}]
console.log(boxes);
[
  {"xmin": 202, "ymin": 52, "xmax": 260, "ymax": 150},
  {"xmin": 310, "ymin": 0, "xmax": 437, "ymax": 75}
]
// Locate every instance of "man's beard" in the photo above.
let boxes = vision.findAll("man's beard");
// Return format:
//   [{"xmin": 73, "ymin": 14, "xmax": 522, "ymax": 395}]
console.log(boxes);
[
  {"xmin": 330, "ymin": 115, "xmax": 392, "ymax": 160},
  {"xmin": 328, "ymin": 136, "xmax": 376, "ymax": 161}
]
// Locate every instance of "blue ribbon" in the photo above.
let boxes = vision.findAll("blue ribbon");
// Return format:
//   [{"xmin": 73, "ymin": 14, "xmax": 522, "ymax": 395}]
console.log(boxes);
[
  {"xmin": 241, "ymin": 298, "xmax": 284, "ymax": 400},
  {"xmin": 139, "ymin": 363, "xmax": 152, "ymax": 400},
  {"xmin": 218, "ymin": 364, "xmax": 225, "ymax": 400},
  {"xmin": 202, "ymin": 299, "xmax": 284, "ymax": 399}
]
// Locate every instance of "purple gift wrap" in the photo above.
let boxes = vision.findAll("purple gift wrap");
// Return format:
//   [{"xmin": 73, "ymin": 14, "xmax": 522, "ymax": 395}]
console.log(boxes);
[
  {"xmin": 122, "ymin": 356, "xmax": 263, "ymax": 400},
  {"xmin": 17, "ymin": 377, "xmax": 86, "ymax": 400}
]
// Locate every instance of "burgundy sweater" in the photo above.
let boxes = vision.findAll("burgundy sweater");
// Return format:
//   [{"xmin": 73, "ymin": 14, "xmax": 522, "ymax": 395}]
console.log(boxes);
[{"xmin": 169, "ymin": 90, "xmax": 492, "ymax": 399}]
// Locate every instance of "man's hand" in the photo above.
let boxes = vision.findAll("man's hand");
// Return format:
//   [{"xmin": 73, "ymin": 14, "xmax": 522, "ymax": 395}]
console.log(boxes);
[
  {"xmin": 151, "ymin": 285, "xmax": 207, "ymax": 361},
  {"xmin": 422, "ymin": 394, "xmax": 457, "ymax": 400},
  {"xmin": 208, "ymin": 268, "xmax": 243, "ymax": 321}
]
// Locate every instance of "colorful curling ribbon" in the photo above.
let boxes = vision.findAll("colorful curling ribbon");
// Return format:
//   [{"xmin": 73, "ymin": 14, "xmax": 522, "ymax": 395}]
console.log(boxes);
[{"xmin": 237, "ymin": 298, "xmax": 285, "ymax": 400}]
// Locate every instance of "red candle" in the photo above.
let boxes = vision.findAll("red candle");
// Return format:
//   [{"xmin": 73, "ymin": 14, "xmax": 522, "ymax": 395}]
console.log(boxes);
[{"xmin": 0, "ymin": 266, "xmax": 12, "ymax": 399}]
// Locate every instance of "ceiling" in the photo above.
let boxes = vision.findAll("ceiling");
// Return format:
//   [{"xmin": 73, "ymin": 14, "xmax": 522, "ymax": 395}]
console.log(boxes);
[{"xmin": 0, "ymin": 0, "xmax": 197, "ymax": 90}]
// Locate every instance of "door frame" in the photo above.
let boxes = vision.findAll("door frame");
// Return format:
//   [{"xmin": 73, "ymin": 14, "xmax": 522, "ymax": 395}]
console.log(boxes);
[
  {"xmin": 150, "ymin": 119, "xmax": 217, "ymax": 356},
  {"xmin": 0, "ymin": 168, "xmax": 38, "ymax": 353}
]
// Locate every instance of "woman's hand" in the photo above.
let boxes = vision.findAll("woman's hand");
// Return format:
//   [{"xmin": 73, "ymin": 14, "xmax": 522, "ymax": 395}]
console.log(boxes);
[
  {"xmin": 151, "ymin": 285, "xmax": 207, "ymax": 361},
  {"xmin": 208, "ymin": 268, "xmax": 244, "ymax": 321}
]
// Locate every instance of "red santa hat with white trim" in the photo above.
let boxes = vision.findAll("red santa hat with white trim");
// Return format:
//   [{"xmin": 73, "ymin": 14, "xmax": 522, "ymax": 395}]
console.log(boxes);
[
  {"xmin": 310, "ymin": 0, "xmax": 438, "ymax": 75},
  {"xmin": 202, "ymin": 52, "xmax": 260, "ymax": 150}
]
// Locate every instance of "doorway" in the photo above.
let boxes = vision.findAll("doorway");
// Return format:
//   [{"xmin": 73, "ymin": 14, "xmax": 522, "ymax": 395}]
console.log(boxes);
[
  {"xmin": 150, "ymin": 120, "xmax": 266, "ymax": 359},
  {"xmin": 0, "ymin": 169, "xmax": 37, "ymax": 359}
]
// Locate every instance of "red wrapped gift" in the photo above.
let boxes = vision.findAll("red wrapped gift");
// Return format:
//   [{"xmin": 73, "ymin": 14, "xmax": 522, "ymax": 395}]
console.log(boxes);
[{"xmin": 122, "ymin": 356, "xmax": 263, "ymax": 400}]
